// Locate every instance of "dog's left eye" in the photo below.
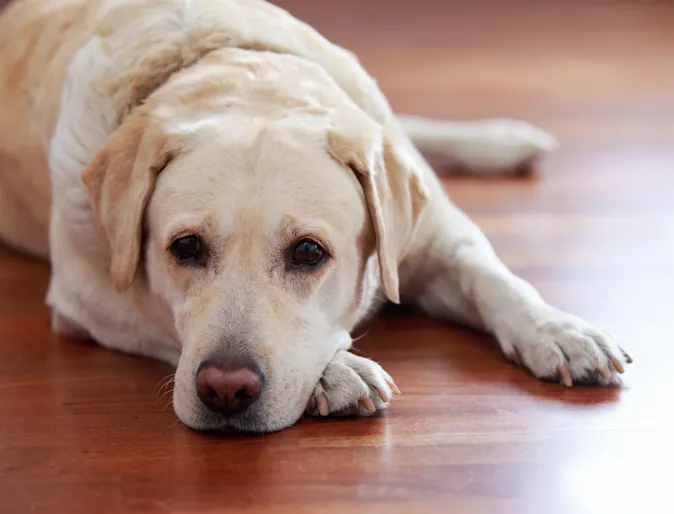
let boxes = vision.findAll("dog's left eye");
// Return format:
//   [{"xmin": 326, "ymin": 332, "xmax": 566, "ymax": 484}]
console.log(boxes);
[
  {"xmin": 291, "ymin": 239, "xmax": 326, "ymax": 266},
  {"xmin": 170, "ymin": 235, "xmax": 206, "ymax": 265}
]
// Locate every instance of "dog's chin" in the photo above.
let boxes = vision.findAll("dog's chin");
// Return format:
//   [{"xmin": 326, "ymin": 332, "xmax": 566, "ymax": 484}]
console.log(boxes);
[{"xmin": 174, "ymin": 402, "xmax": 304, "ymax": 435}]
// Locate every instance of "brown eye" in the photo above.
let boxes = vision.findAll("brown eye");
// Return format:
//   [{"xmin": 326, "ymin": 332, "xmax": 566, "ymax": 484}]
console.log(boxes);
[
  {"xmin": 170, "ymin": 235, "xmax": 206, "ymax": 265},
  {"xmin": 291, "ymin": 239, "xmax": 326, "ymax": 267}
]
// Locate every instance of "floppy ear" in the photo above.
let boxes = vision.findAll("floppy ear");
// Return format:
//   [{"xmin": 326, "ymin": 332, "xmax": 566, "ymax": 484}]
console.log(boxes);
[
  {"xmin": 81, "ymin": 111, "xmax": 176, "ymax": 293},
  {"xmin": 327, "ymin": 108, "xmax": 429, "ymax": 304}
]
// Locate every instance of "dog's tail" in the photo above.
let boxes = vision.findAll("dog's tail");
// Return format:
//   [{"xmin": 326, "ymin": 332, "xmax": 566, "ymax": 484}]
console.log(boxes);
[{"xmin": 397, "ymin": 115, "xmax": 559, "ymax": 175}]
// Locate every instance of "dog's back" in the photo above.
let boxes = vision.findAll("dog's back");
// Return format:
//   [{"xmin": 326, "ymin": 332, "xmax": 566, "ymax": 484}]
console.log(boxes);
[{"xmin": 0, "ymin": 0, "xmax": 93, "ymax": 257}]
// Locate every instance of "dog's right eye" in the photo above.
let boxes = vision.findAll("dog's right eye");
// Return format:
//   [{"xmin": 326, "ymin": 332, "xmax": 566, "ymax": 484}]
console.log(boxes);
[
  {"xmin": 291, "ymin": 239, "xmax": 327, "ymax": 267},
  {"xmin": 169, "ymin": 235, "xmax": 206, "ymax": 265}
]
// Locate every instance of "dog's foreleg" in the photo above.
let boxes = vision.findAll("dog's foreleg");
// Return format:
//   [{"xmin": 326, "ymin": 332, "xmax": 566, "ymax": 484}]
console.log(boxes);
[
  {"xmin": 400, "ymin": 167, "xmax": 631, "ymax": 386},
  {"xmin": 398, "ymin": 115, "xmax": 558, "ymax": 175}
]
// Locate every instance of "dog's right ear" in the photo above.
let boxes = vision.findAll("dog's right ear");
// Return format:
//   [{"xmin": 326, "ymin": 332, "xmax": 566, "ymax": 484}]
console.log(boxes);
[{"xmin": 81, "ymin": 111, "xmax": 178, "ymax": 293}]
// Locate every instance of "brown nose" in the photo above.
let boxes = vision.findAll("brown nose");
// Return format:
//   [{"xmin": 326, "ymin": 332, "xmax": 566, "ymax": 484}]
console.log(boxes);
[{"xmin": 195, "ymin": 362, "xmax": 263, "ymax": 416}]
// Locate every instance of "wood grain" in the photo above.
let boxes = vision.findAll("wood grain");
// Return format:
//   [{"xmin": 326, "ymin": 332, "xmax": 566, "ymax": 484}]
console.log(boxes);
[{"xmin": 1, "ymin": 0, "xmax": 672, "ymax": 513}]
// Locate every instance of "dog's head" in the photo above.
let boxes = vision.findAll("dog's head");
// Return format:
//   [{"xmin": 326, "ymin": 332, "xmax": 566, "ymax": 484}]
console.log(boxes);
[{"xmin": 81, "ymin": 50, "xmax": 428, "ymax": 432}]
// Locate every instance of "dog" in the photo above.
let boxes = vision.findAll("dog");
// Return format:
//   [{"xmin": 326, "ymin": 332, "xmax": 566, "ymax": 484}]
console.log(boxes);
[{"xmin": 0, "ymin": 0, "xmax": 631, "ymax": 433}]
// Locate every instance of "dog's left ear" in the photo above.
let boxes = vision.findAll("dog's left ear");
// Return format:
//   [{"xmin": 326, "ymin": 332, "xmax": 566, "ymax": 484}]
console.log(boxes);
[{"xmin": 327, "ymin": 108, "xmax": 430, "ymax": 303}]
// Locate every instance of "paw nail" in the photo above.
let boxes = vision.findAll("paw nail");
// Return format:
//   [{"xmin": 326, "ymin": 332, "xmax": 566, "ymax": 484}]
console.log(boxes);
[
  {"xmin": 386, "ymin": 379, "xmax": 401, "ymax": 395},
  {"xmin": 595, "ymin": 367, "xmax": 611, "ymax": 380},
  {"xmin": 620, "ymin": 348, "xmax": 633, "ymax": 364},
  {"xmin": 315, "ymin": 391, "xmax": 329, "ymax": 416},
  {"xmin": 374, "ymin": 387, "xmax": 391, "ymax": 403},
  {"xmin": 557, "ymin": 364, "xmax": 573, "ymax": 387},
  {"xmin": 609, "ymin": 356, "xmax": 625, "ymax": 374},
  {"xmin": 359, "ymin": 396, "xmax": 376, "ymax": 414}
]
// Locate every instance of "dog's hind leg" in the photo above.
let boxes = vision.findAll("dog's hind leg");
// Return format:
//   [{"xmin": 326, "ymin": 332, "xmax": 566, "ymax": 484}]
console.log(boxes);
[{"xmin": 398, "ymin": 115, "xmax": 558, "ymax": 175}]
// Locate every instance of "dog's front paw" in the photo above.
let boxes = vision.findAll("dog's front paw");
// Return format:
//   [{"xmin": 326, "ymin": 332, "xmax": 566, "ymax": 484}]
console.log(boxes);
[
  {"xmin": 502, "ymin": 308, "xmax": 633, "ymax": 386},
  {"xmin": 308, "ymin": 351, "xmax": 400, "ymax": 417}
]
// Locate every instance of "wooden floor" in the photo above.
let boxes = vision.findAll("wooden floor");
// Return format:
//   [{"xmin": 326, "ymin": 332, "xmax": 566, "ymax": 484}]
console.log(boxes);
[{"xmin": 1, "ymin": 0, "xmax": 673, "ymax": 513}]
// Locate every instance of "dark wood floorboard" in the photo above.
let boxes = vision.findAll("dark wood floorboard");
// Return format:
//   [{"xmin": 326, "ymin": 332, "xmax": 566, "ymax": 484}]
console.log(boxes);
[{"xmin": 1, "ymin": 1, "xmax": 672, "ymax": 513}]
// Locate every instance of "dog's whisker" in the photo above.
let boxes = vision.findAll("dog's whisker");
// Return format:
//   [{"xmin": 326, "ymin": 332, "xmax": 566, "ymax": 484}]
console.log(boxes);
[
  {"xmin": 160, "ymin": 374, "xmax": 171, "ymax": 383},
  {"xmin": 156, "ymin": 382, "xmax": 175, "ymax": 400},
  {"xmin": 153, "ymin": 374, "xmax": 176, "ymax": 397},
  {"xmin": 159, "ymin": 380, "xmax": 175, "ymax": 396},
  {"xmin": 152, "ymin": 375, "xmax": 172, "ymax": 396},
  {"xmin": 163, "ymin": 418, "xmax": 181, "ymax": 432},
  {"xmin": 162, "ymin": 374, "xmax": 176, "ymax": 387},
  {"xmin": 161, "ymin": 393, "xmax": 175, "ymax": 411},
  {"xmin": 159, "ymin": 389, "xmax": 174, "ymax": 402},
  {"xmin": 351, "ymin": 329, "xmax": 371, "ymax": 344}
]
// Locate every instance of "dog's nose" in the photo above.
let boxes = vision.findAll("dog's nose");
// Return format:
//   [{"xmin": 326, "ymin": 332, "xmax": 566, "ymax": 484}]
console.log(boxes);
[{"xmin": 195, "ymin": 362, "xmax": 263, "ymax": 415}]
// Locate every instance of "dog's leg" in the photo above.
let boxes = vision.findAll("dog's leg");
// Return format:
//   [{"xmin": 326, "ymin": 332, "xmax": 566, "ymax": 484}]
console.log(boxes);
[
  {"xmin": 398, "ymin": 115, "xmax": 558, "ymax": 175},
  {"xmin": 399, "ymin": 163, "xmax": 631, "ymax": 386}
]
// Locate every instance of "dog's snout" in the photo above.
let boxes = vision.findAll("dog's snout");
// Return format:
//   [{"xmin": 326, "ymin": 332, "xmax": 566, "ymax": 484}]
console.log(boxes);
[{"xmin": 195, "ymin": 361, "xmax": 263, "ymax": 416}]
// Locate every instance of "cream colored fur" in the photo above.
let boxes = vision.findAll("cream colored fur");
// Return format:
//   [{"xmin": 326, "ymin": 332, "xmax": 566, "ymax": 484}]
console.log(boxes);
[{"xmin": 0, "ymin": 0, "xmax": 629, "ymax": 433}]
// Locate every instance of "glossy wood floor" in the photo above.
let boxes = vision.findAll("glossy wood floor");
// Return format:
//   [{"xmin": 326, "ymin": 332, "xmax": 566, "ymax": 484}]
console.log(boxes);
[{"xmin": 1, "ymin": 0, "xmax": 673, "ymax": 513}]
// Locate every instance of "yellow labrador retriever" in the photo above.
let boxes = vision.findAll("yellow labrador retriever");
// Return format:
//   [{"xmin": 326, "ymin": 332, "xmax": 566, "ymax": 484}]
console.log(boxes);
[{"xmin": 0, "ymin": 0, "xmax": 631, "ymax": 432}]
